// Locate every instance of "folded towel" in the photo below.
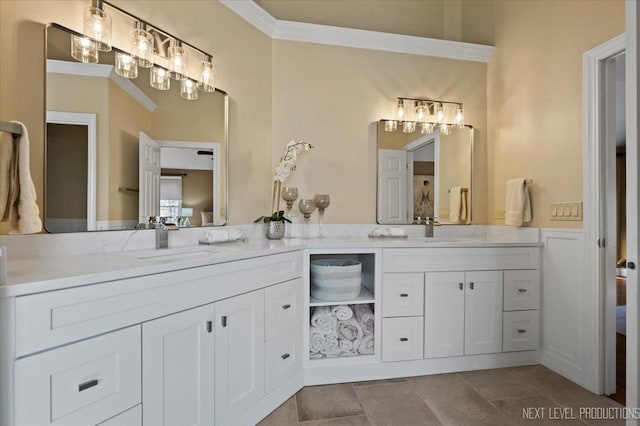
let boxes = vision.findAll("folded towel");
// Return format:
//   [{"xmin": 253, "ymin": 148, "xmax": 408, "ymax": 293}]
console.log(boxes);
[
  {"xmin": 0, "ymin": 131, "xmax": 15, "ymax": 220},
  {"xmin": 2, "ymin": 123, "xmax": 42, "ymax": 234},
  {"xmin": 320, "ymin": 334, "xmax": 342, "ymax": 357},
  {"xmin": 357, "ymin": 334, "xmax": 375, "ymax": 355},
  {"xmin": 338, "ymin": 339, "xmax": 354, "ymax": 352},
  {"xmin": 505, "ymin": 178, "xmax": 531, "ymax": 226},
  {"xmin": 309, "ymin": 326, "xmax": 328, "ymax": 353},
  {"xmin": 369, "ymin": 227, "xmax": 407, "ymax": 238},
  {"xmin": 449, "ymin": 187, "xmax": 467, "ymax": 224},
  {"xmin": 354, "ymin": 304, "xmax": 375, "ymax": 335},
  {"xmin": 337, "ymin": 317, "xmax": 364, "ymax": 342},
  {"xmin": 205, "ymin": 228, "xmax": 244, "ymax": 243},
  {"xmin": 310, "ymin": 306, "xmax": 337, "ymax": 333},
  {"xmin": 331, "ymin": 305, "xmax": 353, "ymax": 321}
]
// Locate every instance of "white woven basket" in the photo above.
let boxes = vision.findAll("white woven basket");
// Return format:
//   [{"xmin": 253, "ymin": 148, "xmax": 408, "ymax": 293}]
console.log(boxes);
[{"xmin": 310, "ymin": 259, "xmax": 362, "ymax": 302}]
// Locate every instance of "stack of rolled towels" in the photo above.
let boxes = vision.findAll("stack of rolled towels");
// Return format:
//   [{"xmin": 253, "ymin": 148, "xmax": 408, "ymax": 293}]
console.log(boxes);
[{"xmin": 309, "ymin": 303, "xmax": 374, "ymax": 359}]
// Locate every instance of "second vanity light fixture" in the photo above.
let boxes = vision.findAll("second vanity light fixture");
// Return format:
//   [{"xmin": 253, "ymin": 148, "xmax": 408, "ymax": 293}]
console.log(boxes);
[
  {"xmin": 384, "ymin": 97, "xmax": 464, "ymax": 135},
  {"xmin": 72, "ymin": 0, "xmax": 216, "ymax": 100}
]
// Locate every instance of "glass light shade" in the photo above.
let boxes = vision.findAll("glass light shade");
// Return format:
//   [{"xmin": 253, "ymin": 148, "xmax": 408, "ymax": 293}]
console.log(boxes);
[
  {"xmin": 115, "ymin": 52, "xmax": 138, "ymax": 79},
  {"xmin": 83, "ymin": 6, "xmax": 111, "ymax": 51},
  {"xmin": 440, "ymin": 122, "xmax": 451, "ymax": 135},
  {"xmin": 198, "ymin": 58, "xmax": 215, "ymax": 92},
  {"xmin": 403, "ymin": 121, "xmax": 416, "ymax": 133},
  {"xmin": 396, "ymin": 99, "xmax": 405, "ymax": 120},
  {"xmin": 71, "ymin": 35, "xmax": 98, "ymax": 64},
  {"xmin": 384, "ymin": 120, "xmax": 397, "ymax": 132},
  {"xmin": 131, "ymin": 27, "xmax": 154, "ymax": 68},
  {"xmin": 168, "ymin": 41, "xmax": 188, "ymax": 81},
  {"xmin": 180, "ymin": 79, "xmax": 198, "ymax": 100},
  {"xmin": 298, "ymin": 199, "xmax": 316, "ymax": 219},
  {"xmin": 455, "ymin": 105, "xmax": 465, "ymax": 128},
  {"xmin": 415, "ymin": 102, "xmax": 426, "ymax": 121},
  {"xmin": 436, "ymin": 103, "xmax": 445, "ymax": 123},
  {"xmin": 150, "ymin": 67, "xmax": 170, "ymax": 90},
  {"xmin": 421, "ymin": 122, "xmax": 434, "ymax": 134}
]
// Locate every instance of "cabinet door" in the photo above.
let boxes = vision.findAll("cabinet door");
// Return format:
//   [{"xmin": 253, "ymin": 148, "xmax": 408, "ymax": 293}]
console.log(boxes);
[
  {"xmin": 464, "ymin": 271, "xmax": 503, "ymax": 355},
  {"xmin": 142, "ymin": 305, "xmax": 215, "ymax": 426},
  {"xmin": 215, "ymin": 290, "xmax": 265, "ymax": 425},
  {"xmin": 424, "ymin": 272, "xmax": 465, "ymax": 358}
]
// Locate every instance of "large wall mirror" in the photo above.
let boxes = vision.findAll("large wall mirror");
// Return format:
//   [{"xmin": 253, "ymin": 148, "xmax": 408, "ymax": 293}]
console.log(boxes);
[
  {"xmin": 44, "ymin": 23, "xmax": 228, "ymax": 233},
  {"xmin": 377, "ymin": 121, "xmax": 473, "ymax": 225}
]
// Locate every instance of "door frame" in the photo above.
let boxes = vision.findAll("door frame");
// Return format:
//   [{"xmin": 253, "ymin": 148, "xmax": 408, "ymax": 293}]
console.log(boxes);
[{"xmin": 45, "ymin": 111, "xmax": 97, "ymax": 231}]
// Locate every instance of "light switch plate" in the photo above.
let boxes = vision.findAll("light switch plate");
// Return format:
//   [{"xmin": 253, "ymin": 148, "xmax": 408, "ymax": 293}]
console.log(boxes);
[{"xmin": 550, "ymin": 201, "xmax": 583, "ymax": 221}]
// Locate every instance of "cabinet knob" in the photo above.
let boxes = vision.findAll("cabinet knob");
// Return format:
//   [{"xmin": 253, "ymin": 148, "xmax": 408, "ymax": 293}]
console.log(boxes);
[
  {"xmin": 469, "ymin": 282, "xmax": 474, "ymax": 290},
  {"xmin": 206, "ymin": 321, "xmax": 213, "ymax": 333},
  {"xmin": 629, "ymin": 262, "xmax": 636, "ymax": 270},
  {"xmin": 517, "ymin": 329, "xmax": 527, "ymax": 334},
  {"xmin": 282, "ymin": 304, "xmax": 291, "ymax": 310},
  {"xmin": 459, "ymin": 283, "xmax": 463, "ymax": 290},
  {"xmin": 400, "ymin": 293, "xmax": 409, "ymax": 297},
  {"xmin": 281, "ymin": 353, "xmax": 290, "ymax": 360},
  {"xmin": 78, "ymin": 378, "xmax": 99, "ymax": 392},
  {"xmin": 221, "ymin": 316, "xmax": 227, "ymax": 327},
  {"xmin": 518, "ymin": 288, "xmax": 528, "ymax": 293},
  {"xmin": 400, "ymin": 337, "xmax": 409, "ymax": 342}
]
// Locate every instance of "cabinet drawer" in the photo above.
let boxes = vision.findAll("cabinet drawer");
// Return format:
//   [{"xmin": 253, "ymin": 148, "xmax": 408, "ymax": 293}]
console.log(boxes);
[
  {"xmin": 382, "ymin": 317, "xmax": 423, "ymax": 362},
  {"xmin": 98, "ymin": 405, "xmax": 141, "ymax": 426},
  {"xmin": 265, "ymin": 330, "xmax": 302, "ymax": 394},
  {"xmin": 503, "ymin": 311, "xmax": 539, "ymax": 352},
  {"xmin": 504, "ymin": 270, "xmax": 539, "ymax": 311},
  {"xmin": 265, "ymin": 278, "xmax": 302, "ymax": 340},
  {"xmin": 15, "ymin": 251, "xmax": 301, "ymax": 356},
  {"xmin": 382, "ymin": 273, "xmax": 424, "ymax": 317},
  {"xmin": 15, "ymin": 326, "xmax": 141, "ymax": 426}
]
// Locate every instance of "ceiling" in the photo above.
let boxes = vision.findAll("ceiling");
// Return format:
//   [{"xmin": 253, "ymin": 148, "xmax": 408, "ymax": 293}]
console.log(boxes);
[{"xmin": 254, "ymin": 0, "xmax": 495, "ymax": 45}]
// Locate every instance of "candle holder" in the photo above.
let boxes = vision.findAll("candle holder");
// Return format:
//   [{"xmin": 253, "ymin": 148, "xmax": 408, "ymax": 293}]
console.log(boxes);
[
  {"xmin": 298, "ymin": 199, "xmax": 316, "ymax": 239},
  {"xmin": 313, "ymin": 194, "xmax": 330, "ymax": 238},
  {"xmin": 282, "ymin": 187, "xmax": 298, "ymax": 238}
]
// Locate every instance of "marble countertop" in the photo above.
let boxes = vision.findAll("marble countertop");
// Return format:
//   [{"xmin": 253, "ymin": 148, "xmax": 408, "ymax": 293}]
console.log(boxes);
[{"xmin": 2, "ymin": 236, "xmax": 542, "ymax": 297}]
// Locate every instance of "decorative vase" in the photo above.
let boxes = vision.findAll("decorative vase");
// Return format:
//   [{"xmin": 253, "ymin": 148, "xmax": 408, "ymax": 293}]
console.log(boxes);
[{"xmin": 264, "ymin": 220, "xmax": 286, "ymax": 239}]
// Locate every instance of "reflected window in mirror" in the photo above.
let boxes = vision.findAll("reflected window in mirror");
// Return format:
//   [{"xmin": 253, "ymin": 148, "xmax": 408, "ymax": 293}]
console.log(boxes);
[{"xmin": 44, "ymin": 24, "xmax": 228, "ymax": 233}]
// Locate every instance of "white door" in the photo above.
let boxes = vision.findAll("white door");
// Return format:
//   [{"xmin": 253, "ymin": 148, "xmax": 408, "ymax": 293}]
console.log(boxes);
[
  {"xmin": 626, "ymin": 0, "xmax": 640, "ymax": 418},
  {"xmin": 139, "ymin": 131, "xmax": 160, "ymax": 224},
  {"xmin": 142, "ymin": 305, "xmax": 215, "ymax": 426},
  {"xmin": 465, "ymin": 271, "xmax": 504, "ymax": 355},
  {"xmin": 424, "ymin": 272, "xmax": 465, "ymax": 358},
  {"xmin": 377, "ymin": 149, "xmax": 408, "ymax": 224},
  {"xmin": 215, "ymin": 290, "xmax": 265, "ymax": 425}
]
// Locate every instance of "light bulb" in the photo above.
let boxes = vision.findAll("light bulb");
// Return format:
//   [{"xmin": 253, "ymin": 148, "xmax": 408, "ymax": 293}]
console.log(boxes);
[
  {"xmin": 415, "ymin": 101, "xmax": 426, "ymax": 121},
  {"xmin": 384, "ymin": 120, "xmax": 397, "ymax": 132},
  {"xmin": 396, "ymin": 99, "xmax": 405, "ymax": 120},
  {"xmin": 181, "ymin": 79, "xmax": 198, "ymax": 100},
  {"xmin": 198, "ymin": 56, "xmax": 215, "ymax": 92},
  {"xmin": 150, "ymin": 66, "xmax": 170, "ymax": 90},
  {"xmin": 436, "ymin": 103, "xmax": 445, "ymax": 123},
  {"xmin": 440, "ymin": 122, "xmax": 450, "ymax": 135},
  {"xmin": 455, "ymin": 105, "xmax": 465, "ymax": 128},
  {"xmin": 403, "ymin": 121, "xmax": 416, "ymax": 133},
  {"xmin": 71, "ymin": 35, "xmax": 98, "ymax": 63},
  {"xmin": 421, "ymin": 122, "xmax": 434, "ymax": 134},
  {"xmin": 83, "ymin": 6, "xmax": 111, "ymax": 51},
  {"xmin": 131, "ymin": 23, "xmax": 154, "ymax": 68},
  {"xmin": 115, "ymin": 52, "xmax": 138, "ymax": 79},
  {"xmin": 168, "ymin": 40, "xmax": 188, "ymax": 81}
]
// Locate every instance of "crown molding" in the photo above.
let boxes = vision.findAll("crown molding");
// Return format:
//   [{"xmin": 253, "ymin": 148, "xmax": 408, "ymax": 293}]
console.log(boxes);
[
  {"xmin": 47, "ymin": 59, "xmax": 158, "ymax": 112},
  {"xmin": 220, "ymin": 2, "xmax": 494, "ymax": 63},
  {"xmin": 219, "ymin": 0, "xmax": 277, "ymax": 37}
]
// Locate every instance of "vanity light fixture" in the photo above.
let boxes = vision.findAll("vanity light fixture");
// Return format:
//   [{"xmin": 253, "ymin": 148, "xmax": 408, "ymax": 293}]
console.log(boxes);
[
  {"xmin": 131, "ymin": 21, "xmax": 154, "ymax": 68},
  {"xmin": 150, "ymin": 66, "xmax": 170, "ymax": 90},
  {"xmin": 383, "ymin": 97, "xmax": 465, "ymax": 135},
  {"xmin": 198, "ymin": 55, "xmax": 215, "ymax": 92},
  {"xmin": 115, "ymin": 51, "xmax": 138, "ymax": 78},
  {"xmin": 180, "ymin": 79, "xmax": 199, "ymax": 100},
  {"xmin": 71, "ymin": 35, "xmax": 98, "ymax": 63},
  {"xmin": 83, "ymin": 1, "xmax": 112, "ymax": 52}
]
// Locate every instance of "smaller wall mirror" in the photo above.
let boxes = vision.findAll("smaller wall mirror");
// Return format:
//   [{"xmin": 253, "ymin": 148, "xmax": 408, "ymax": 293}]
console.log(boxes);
[{"xmin": 377, "ymin": 121, "xmax": 473, "ymax": 225}]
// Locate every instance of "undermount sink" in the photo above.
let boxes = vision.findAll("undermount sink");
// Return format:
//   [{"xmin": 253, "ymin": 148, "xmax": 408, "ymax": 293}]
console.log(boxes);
[{"xmin": 134, "ymin": 248, "xmax": 220, "ymax": 262}]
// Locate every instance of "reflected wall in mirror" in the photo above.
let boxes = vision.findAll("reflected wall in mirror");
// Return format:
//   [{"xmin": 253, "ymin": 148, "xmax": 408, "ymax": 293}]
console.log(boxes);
[
  {"xmin": 377, "ymin": 121, "xmax": 473, "ymax": 225},
  {"xmin": 45, "ymin": 24, "xmax": 228, "ymax": 233}
]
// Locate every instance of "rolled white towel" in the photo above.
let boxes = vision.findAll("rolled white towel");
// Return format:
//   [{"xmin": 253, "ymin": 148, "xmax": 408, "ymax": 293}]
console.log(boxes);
[
  {"xmin": 309, "ymin": 326, "xmax": 327, "ymax": 353},
  {"xmin": 331, "ymin": 305, "xmax": 354, "ymax": 321},
  {"xmin": 309, "ymin": 352, "xmax": 325, "ymax": 360},
  {"xmin": 337, "ymin": 317, "xmax": 363, "ymax": 342},
  {"xmin": 354, "ymin": 304, "xmax": 375, "ymax": 335},
  {"xmin": 320, "ymin": 334, "xmax": 342, "ymax": 357},
  {"xmin": 338, "ymin": 339, "xmax": 354, "ymax": 352},
  {"xmin": 227, "ymin": 228, "xmax": 245, "ymax": 241},
  {"xmin": 357, "ymin": 334, "xmax": 375, "ymax": 355},
  {"xmin": 205, "ymin": 229, "xmax": 229, "ymax": 242},
  {"xmin": 388, "ymin": 227, "xmax": 407, "ymax": 237},
  {"xmin": 311, "ymin": 306, "xmax": 338, "ymax": 333}
]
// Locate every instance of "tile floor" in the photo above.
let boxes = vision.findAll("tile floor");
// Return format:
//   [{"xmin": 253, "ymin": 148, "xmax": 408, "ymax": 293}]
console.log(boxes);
[{"xmin": 259, "ymin": 366, "xmax": 625, "ymax": 425}]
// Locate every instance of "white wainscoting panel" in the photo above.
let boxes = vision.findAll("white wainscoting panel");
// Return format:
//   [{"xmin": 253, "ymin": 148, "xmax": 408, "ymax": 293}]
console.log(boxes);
[{"xmin": 540, "ymin": 229, "xmax": 596, "ymax": 392}]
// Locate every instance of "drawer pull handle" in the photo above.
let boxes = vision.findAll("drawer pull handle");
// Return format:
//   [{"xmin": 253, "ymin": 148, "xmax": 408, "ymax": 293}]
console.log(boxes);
[
  {"xmin": 400, "ymin": 337, "xmax": 409, "ymax": 342},
  {"xmin": 459, "ymin": 283, "xmax": 463, "ymax": 290},
  {"xmin": 469, "ymin": 282, "xmax": 474, "ymax": 290},
  {"xmin": 206, "ymin": 321, "xmax": 213, "ymax": 333},
  {"xmin": 78, "ymin": 379, "xmax": 99, "ymax": 392},
  {"xmin": 282, "ymin": 304, "xmax": 291, "ymax": 310},
  {"xmin": 518, "ymin": 289, "xmax": 528, "ymax": 293},
  {"xmin": 400, "ymin": 293, "xmax": 409, "ymax": 297},
  {"xmin": 281, "ymin": 353, "xmax": 290, "ymax": 360},
  {"xmin": 517, "ymin": 329, "xmax": 527, "ymax": 334},
  {"xmin": 221, "ymin": 316, "xmax": 227, "ymax": 327}
]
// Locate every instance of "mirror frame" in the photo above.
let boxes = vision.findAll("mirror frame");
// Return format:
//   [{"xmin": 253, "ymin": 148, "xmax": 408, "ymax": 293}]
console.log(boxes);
[
  {"xmin": 376, "ymin": 121, "xmax": 474, "ymax": 225},
  {"xmin": 43, "ymin": 23, "xmax": 229, "ymax": 232}
]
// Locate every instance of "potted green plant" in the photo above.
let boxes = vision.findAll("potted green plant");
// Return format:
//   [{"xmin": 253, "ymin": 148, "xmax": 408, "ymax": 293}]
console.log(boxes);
[{"xmin": 254, "ymin": 211, "xmax": 291, "ymax": 239}]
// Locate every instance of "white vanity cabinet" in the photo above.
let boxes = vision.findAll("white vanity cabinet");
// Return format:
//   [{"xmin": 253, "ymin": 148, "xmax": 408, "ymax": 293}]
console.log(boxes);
[{"xmin": 142, "ymin": 304, "xmax": 215, "ymax": 426}]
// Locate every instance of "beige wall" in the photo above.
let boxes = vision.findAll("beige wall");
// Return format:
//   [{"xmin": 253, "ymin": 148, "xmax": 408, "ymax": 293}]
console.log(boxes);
[
  {"xmin": 272, "ymin": 40, "xmax": 488, "ymax": 224},
  {"xmin": 0, "ymin": 0, "xmax": 272, "ymax": 232},
  {"xmin": 487, "ymin": 0, "xmax": 624, "ymax": 228}
]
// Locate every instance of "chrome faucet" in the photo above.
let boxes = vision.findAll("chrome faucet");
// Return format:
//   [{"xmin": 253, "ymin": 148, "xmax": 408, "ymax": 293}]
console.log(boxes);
[
  {"xmin": 155, "ymin": 223, "xmax": 168, "ymax": 249},
  {"xmin": 425, "ymin": 217, "xmax": 437, "ymax": 238}
]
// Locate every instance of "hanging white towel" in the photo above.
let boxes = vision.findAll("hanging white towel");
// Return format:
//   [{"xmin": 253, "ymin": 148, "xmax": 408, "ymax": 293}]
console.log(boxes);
[
  {"xmin": 505, "ymin": 178, "xmax": 531, "ymax": 226},
  {"xmin": 0, "ymin": 130, "xmax": 15, "ymax": 220},
  {"xmin": 449, "ymin": 187, "xmax": 467, "ymax": 223},
  {"xmin": 4, "ymin": 122, "xmax": 42, "ymax": 234}
]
